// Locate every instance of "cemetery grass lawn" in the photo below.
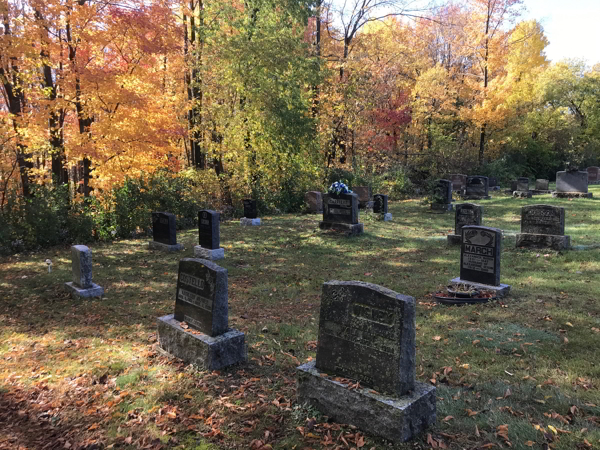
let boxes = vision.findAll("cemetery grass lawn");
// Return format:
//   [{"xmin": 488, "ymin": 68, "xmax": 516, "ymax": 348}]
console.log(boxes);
[{"xmin": 1, "ymin": 187, "xmax": 600, "ymax": 450}]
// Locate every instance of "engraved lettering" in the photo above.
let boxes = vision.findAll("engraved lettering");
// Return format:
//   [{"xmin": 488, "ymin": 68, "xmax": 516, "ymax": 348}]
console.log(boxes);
[
  {"xmin": 179, "ymin": 273, "xmax": 205, "ymax": 290},
  {"xmin": 178, "ymin": 288, "xmax": 213, "ymax": 311}
]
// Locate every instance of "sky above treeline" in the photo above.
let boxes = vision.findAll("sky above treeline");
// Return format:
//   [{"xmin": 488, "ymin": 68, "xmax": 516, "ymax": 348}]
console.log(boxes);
[{"xmin": 523, "ymin": 0, "xmax": 600, "ymax": 65}]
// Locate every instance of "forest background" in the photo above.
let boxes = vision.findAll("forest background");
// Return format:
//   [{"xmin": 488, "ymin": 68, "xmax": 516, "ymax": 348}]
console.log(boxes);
[{"xmin": 1, "ymin": 0, "xmax": 599, "ymax": 253}]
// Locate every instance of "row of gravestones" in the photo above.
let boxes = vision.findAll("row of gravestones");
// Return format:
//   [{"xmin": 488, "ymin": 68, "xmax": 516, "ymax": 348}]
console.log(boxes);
[{"xmin": 447, "ymin": 203, "xmax": 570, "ymax": 251}]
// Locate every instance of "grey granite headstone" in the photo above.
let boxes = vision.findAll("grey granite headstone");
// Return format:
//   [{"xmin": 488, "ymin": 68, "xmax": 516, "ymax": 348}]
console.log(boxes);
[
  {"xmin": 449, "ymin": 174, "xmax": 467, "ymax": 192},
  {"xmin": 516, "ymin": 205, "xmax": 570, "ymax": 250},
  {"xmin": 174, "ymin": 258, "xmax": 228, "ymax": 337},
  {"xmin": 64, "ymin": 245, "xmax": 104, "ymax": 298},
  {"xmin": 305, "ymin": 191, "xmax": 323, "ymax": 213},
  {"xmin": 488, "ymin": 177, "xmax": 498, "ymax": 187},
  {"xmin": 320, "ymin": 193, "xmax": 363, "ymax": 235},
  {"xmin": 353, "ymin": 186, "xmax": 373, "ymax": 209},
  {"xmin": 587, "ymin": 167, "xmax": 599, "ymax": 184},
  {"xmin": 297, "ymin": 281, "xmax": 435, "ymax": 443},
  {"xmin": 465, "ymin": 176, "xmax": 490, "ymax": 199},
  {"xmin": 555, "ymin": 171, "xmax": 588, "ymax": 193},
  {"xmin": 447, "ymin": 203, "xmax": 483, "ymax": 245},
  {"xmin": 535, "ymin": 179, "xmax": 549, "ymax": 190},
  {"xmin": 517, "ymin": 177, "xmax": 529, "ymax": 191}
]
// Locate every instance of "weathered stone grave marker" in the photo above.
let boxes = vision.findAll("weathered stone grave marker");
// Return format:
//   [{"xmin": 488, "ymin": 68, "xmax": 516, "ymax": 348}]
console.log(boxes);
[
  {"xmin": 319, "ymin": 192, "xmax": 363, "ymax": 236},
  {"xmin": 157, "ymin": 258, "xmax": 246, "ymax": 370},
  {"xmin": 241, "ymin": 199, "xmax": 261, "ymax": 226},
  {"xmin": 552, "ymin": 170, "xmax": 592, "ymax": 198},
  {"xmin": 464, "ymin": 176, "xmax": 490, "ymax": 200},
  {"xmin": 450, "ymin": 174, "xmax": 467, "ymax": 194},
  {"xmin": 353, "ymin": 186, "xmax": 373, "ymax": 209},
  {"xmin": 450, "ymin": 225, "xmax": 511, "ymax": 296},
  {"xmin": 64, "ymin": 245, "xmax": 104, "ymax": 298},
  {"xmin": 533, "ymin": 179, "xmax": 550, "ymax": 194},
  {"xmin": 149, "ymin": 212, "xmax": 184, "ymax": 252},
  {"xmin": 304, "ymin": 191, "xmax": 323, "ymax": 213},
  {"xmin": 373, "ymin": 194, "xmax": 392, "ymax": 221},
  {"xmin": 587, "ymin": 166, "xmax": 599, "ymax": 185},
  {"xmin": 516, "ymin": 205, "xmax": 570, "ymax": 250},
  {"xmin": 489, "ymin": 177, "xmax": 499, "ymax": 190},
  {"xmin": 297, "ymin": 281, "xmax": 436, "ymax": 443},
  {"xmin": 431, "ymin": 179, "xmax": 453, "ymax": 211},
  {"xmin": 447, "ymin": 203, "xmax": 483, "ymax": 245},
  {"xmin": 194, "ymin": 210, "xmax": 224, "ymax": 260},
  {"xmin": 513, "ymin": 177, "xmax": 532, "ymax": 198}
]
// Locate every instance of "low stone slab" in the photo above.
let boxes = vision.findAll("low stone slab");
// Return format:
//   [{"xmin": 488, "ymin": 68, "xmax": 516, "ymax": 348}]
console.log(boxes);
[
  {"xmin": 157, "ymin": 314, "xmax": 246, "ymax": 371},
  {"xmin": 240, "ymin": 218, "xmax": 261, "ymax": 226},
  {"xmin": 194, "ymin": 246, "xmax": 225, "ymax": 260},
  {"xmin": 64, "ymin": 282, "xmax": 104, "ymax": 298},
  {"xmin": 513, "ymin": 191, "xmax": 532, "ymax": 198},
  {"xmin": 447, "ymin": 234, "xmax": 461, "ymax": 245},
  {"xmin": 516, "ymin": 234, "xmax": 570, "ymax": 251},
  {"xmin": 319, "ymin": 221, "xmax": 364, "ymax": 236},
  {"xmin": 148, "ymin": 241, "xmax": 184, "ymax": 252},
  {"xmin": 552, "ymin": 192, "xmax": 593, "ymax": 198},
  {"xmin": 449, "ymin": 277, "xmax": 511, "ymax": 297},
  {"xmin": 297, "ymin": 361, "xmax": 436, "ymax": 443}
]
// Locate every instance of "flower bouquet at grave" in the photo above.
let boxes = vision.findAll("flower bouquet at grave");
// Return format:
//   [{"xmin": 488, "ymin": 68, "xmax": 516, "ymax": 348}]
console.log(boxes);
[{"xmin": 328, "ymin": 181, "xmax": 352, "ymax": 195}]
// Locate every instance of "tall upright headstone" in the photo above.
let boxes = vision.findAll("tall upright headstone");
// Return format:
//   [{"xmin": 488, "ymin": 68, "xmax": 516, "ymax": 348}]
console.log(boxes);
[
  {"xmin": 431, "ymin": 179, "xmax": 453, "ymax": 211},
  {"xmin": 449, "ymin": 174, "xmax": 467, "ymax": 193},
  {"xmin": 241, "ymin": 199, "xmax": 261, "ymax": 226},
  {"xmin": 464, "ymin": 176, "xmax": 490, "ymax": 200},
  {"xmin": 373, "ymin": 194, "xmax": 392, "ymax": 221},
  {"xmin": 157, "ymin": 258, "xmax": 246, "ymax": 370},
  {"xmin": 319, "ymin": 193, "xmax": 363, "ymax": 236},
  {"xmin": 450, "ymin": 226, "xmax": 511, "ymax": 296},
  {"xmin": 64, "ymin": 245, "xmax": 104, "ymax": 298},
  {"xmin": 586, "ymin": 167, "xmax": 599, "ymax": 185},
  {"xmin": 304, "ymin": 191, "xmax": 323, "ymax": 213},
  {"xmin": 353, "ymin": 186, "xmax": 373, "ymax": 209},
  {"xmin": 552, "ymin": 170, "xmax": 593, "ymax": 198},
  {"xmin": 149, "ymin": 212, "xmax": 184, "ymax": 252},
  {"xmin": 516, "ymin": 205, "xmax": 570, "ymax": 250},
  {"xmin": 194, "ymin": 210, "xmax": 224, "ymax": 260},
  {"xmin": 297, "ymin": 281, "xmax": 436, "ymax": 443},
  {"xmin": 447, "ymin": 203, "xmax": 483, "ymax": 245}
]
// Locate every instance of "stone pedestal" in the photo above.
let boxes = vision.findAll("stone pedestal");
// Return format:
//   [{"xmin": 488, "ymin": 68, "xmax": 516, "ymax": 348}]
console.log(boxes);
[
  {"xmin": 240, "ymin": 218, "xmax": 261, "ymax": 226},
  {"xmin": 449, "ymin": 277, "xmax": 511, "ymax": 297},
  {"xmin": 513, "ymin": 190, "xmax": 532, "ymax": 198},
  {"xmin": 297, "ymin": 361, "xmax": 436, "ymax": 443},
  {"xmin": 64, "ymin": 282, "xmax": 104, "ymax": 298},
  {"xmin": 447, "ymin": 234, "xmax": 461, "ymax": 245},
  {"xmin": 319, "ymin": 221, "xmax": 364, "ymax": 236},
  {"xmin": 157, "ymin": 315, "xmax": 246, "ymax": 370},
  {"xmin": 194, "ymin": 246, "xmax": 225, "ymax": 260},
  {"xmin": 516, "ymin": 234, "xmax": 570, "ymax": 251},
  {"xmin": 552, "ymin": 192, "xmax": 593, "ymax": 198},
  {"xmin": 148, "ymin": 241, "xmax": 184, "ymax": 252}
]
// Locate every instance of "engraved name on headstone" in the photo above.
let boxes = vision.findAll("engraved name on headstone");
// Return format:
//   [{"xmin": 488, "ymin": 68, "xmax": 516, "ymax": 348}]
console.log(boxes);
[
  {"xmin": 152, "ymin": 212, "xmax": 177, "ymax": 245},
  {"xmin": 322, "ymin": 193, "xmax": 359, "ymax": 224},
  {"xmin": 460, "ymin": 226, "xmax": 502, "ymax": 286},
  {"xmin": 455, "ymin": 203, "xmax": 483, "ymax": 237},
  {"xmin": 521, "ymin": 205, "xmax": 565, "ymax": 236},
  {"xmin": 173, "ymin": 258, "xmax": 228, "ymax": 337},
  {"xmin": 198, "ymin": 210, "xmax": 220, "ymax": 250},
  {"xmin": 315, "ymin": 280, "xmax": 415, "ymax": 396}
]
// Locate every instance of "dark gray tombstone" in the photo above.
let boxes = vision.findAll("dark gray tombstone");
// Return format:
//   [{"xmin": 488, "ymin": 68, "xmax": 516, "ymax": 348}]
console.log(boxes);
[
  {"xmin": 152, "ymin": 212, "xmax": 177, "ymax": 245},
  {"xmin": 373, "ymin": 194, "xmax": 392, "ymax": 221},
  {"xmin": 64, "ymin": 245, "xmax": 104, "ymax": 298},
  {"xmin": 553, "ymin": 170, "xmax": 592, "ymax": 198},
  {"xmin": 535, "ymin": 179, "xmax": 549, "ymax": 191},
  {"xmin": 464, "ymin": 176, "xmax": 490, "ymax": 199},
  {"xmin": 450, "ymin": 225, "xmax": 510, "ymax": 296},
  {"xmin": 586, "ymin": 167, "xmax": 599, "ymax": 184},
  {"xmin": 320, "ymin": 193, "xmax": 363, "ymax": 235},
  {"xmin": 447, "ymin": 203, "xmax": 483, "ymax": 245},
  {"xmin": 353, "ymin": 186, "xmax": 373, "ymax": 209},
  {"xmin": 516, "ymin": 205, "xmax": 570, "ymax": 250},
  {"xmin": 517, "ymin": 177, "xmax": 529, "ymax": 191},
  {"xmin": 297, "ymin": 281, "xmax": 436, "ymax": 443},
  {"xmin": 449, "ymin": 174, "xmax": 467, "ymax": 192},
  {"xmin": 195, "ymin": 210, "xmax": 224, "ymax": 260},
  {"xmin": 488, "ymin": 177, "xmax": 498, "ymax": 188},
  {"xmin": 431, "ymin": 179, "xmax": 452, "ymax": 211},
  {"xmin": 304, "ymin": 191, "xmax": 323, "ymax": 213},
  {"xmin": 158, "ymin": 258, "xmax": 246, "ymax": 370},
  {"xmin": 243, "ymin": 199, "xmax": 257, "ymax": 219},
  {"xmin": 510, "ymin": 180, "xmax": 518, "ymax": 191}
]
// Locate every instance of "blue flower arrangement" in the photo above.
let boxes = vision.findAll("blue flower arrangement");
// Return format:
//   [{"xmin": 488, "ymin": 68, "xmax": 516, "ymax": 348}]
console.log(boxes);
[{"xmin": 328, "ymin": 181, "xmax": 352, "ymax": 195}]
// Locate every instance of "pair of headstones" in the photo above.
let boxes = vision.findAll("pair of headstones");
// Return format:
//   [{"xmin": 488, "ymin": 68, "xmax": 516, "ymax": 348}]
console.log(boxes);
[
  {"xmin": 552, "ymin": 170, "xmax": 593, "ymax": 198},
  {"xmin": 241, "ymin": 199, "xmax": 261, "ymax": 226},
  {"xmin": 319, "ymin": 192, "xmax": 364, "ymax": 236},
  {"xmin": 157, "ymin": 258, "xmax": 246, "ymax": 370},
  {"xmin": 516, "ymin": 205, "xmax": 570, "ymax": 250},
  {"xmin": 64, "ymin": 245, "xmax": 104, "ymax": 298}
]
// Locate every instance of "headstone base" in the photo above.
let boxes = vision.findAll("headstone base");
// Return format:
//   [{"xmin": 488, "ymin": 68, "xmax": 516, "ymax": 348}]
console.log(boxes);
[
  {"xmin": 449, "ymin": 277, "xmax": 511, "ymax": 298},
  {"xmin": 531, "ymin": 190, "xmax": 552, "ymax": 195},
  {"xmin": 157, "ymin": 314, "xmax": 246, "ymax": 371},
  {"xmin": 431, "ymin": 203, "xmax": 452, "ymax": 212},
  {"xmin": 319, "ymin": 221, "xmax": 364, "ymax": 236},
  {"xmin": 64, "ymin": 282, "xmax": 104, "ymax": 298},
  {"xmin": 382, "ymin": 213, "xmax": 393, "ymax": 222},
  {"xmin": 447, "ymin": 234, "xmax": 461, "ymax": 245},
  {"xmin": 516, "ymin": 233, "xmax": 570, "ymax": 251},
  {"xmin": 513, "ymin": 190, "xmax": 532, "ymax": 198},
  {"xmin": 297, "ymin": 361, "xmax": 435, "ymax": 443},
  {"xmin": 148, "ymin": 241, "xmax": 184, "ymax": 252},
  {"xmin": 462, "ymin": 195, "xmax": 491, "ymax": 200},
  {"xmin": 240, "ymin": 218, "xmax": 261, "ymax": 226},
  {"xmin": 551, "ymin": 192, "xmax": 593, "ymax": 198},
  {"xmin": 193, "ymin": 246, "xmax": 225, "ymax": 260}
]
